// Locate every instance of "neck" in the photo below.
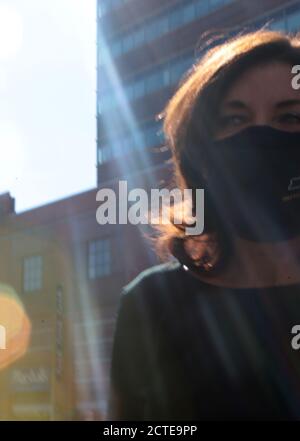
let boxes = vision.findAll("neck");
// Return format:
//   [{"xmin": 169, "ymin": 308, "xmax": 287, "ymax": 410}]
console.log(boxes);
[{"xmin": 196, "ymin": 234, "xmax": 300, "ymax": 288}]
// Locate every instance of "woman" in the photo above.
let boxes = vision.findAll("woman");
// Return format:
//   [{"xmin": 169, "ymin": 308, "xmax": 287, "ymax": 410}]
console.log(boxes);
[{"xmin": 107, "ymin": 29, "xmax": 300, "ymax": 420}]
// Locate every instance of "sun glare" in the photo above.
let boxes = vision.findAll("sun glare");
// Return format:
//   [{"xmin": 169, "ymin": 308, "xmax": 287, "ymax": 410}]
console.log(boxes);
[
  {"xmin": 0, "ymin": 121, "xmax": 24, "ymax": 191},
  {"xmin": 0, "ymin": 3, "xmax": 23, "ymax": 60}
]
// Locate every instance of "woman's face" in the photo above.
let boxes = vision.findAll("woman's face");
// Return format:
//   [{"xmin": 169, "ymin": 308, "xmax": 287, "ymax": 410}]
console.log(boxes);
[{"xmin": 215, "ymin": 62, "xmax": 300, "ymax": 140}]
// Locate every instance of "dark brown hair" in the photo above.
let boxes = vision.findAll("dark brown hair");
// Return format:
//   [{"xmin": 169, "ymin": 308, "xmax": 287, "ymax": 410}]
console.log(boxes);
[{"xmin": 153, "ymin": 29, "xmax": 300, "ymax": 274}]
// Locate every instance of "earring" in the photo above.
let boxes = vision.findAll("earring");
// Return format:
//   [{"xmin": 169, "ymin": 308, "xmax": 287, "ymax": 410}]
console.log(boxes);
[{"xmin": 200, "ymin": 254, "xmax": 213, "ymax": 271}]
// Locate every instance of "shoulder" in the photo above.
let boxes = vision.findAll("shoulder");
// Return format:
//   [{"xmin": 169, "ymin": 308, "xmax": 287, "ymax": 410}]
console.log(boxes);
[
  {"xmin": 111, "ymin": 262, "xmax": 185, "ymax": 340},
  {"xmin": 119, "ymin": 261, "xmax": 214, "ymax": 316},
  {"xmin": 121, "ymin": 261, "xmax": 219, "ymax": 309},
  {"xmin": 122, "ymin": 260, "xmax": 183, "ymax": 296},
  {"xmin": 117, "ymin": 261, "xmax": 187, "ymax": 332},
  {"xmin": 120, "ymin": 261, "xmax": 203, "ymax": 317},
  {"xmin": 119, "ymin": 260, "xmax": 190, "ymax": 312}
]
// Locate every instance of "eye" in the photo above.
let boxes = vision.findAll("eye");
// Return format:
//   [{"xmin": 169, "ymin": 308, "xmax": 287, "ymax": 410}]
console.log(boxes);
[
  {"xmin": 218, "ymin": 114, "xmax": 248, "ymax": 127},
  {"xmin": 276, "ymin": 112, "xmax": 300, "ymax": 124}
]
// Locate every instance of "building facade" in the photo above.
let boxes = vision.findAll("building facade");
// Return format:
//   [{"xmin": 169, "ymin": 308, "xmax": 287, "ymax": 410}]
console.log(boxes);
[
  {"xmin": 0, "ymin": 185, "xmax": 157, "ymax": 420},
  {"xmin": 0, "ymin": 0, "xmax": 299, "ymax": 421}
]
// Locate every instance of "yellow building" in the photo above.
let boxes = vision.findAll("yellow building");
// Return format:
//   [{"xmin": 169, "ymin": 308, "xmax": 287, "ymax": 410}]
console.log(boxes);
[
  {"xmin": 0, "ymin": 180, "xmax": 158, "ymax": 420},
  {"xmin": 0, "ymin": 192, "xmax": 76, "ymax": 420}
]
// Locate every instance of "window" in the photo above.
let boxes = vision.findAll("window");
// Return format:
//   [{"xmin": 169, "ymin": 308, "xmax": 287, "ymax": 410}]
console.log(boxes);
[
  {"xmin": 145, "ymin": 21, "xmax": 159, "ymax": 41},
  {"xmin": 145, "ymin": 126, "xmax": 158, "ymax": 147},
  {"xmin": 170, "ymin": 56, "xmax": 194, "ymax": 83},
  {"xmin": 104, "ymin": 0, "xmax": 234, "ymax": 59},
  {"xmin": 99, "ymin": 51, "xmax": 195, "ymax": 114},
  {"xmin": 269, "ymin": 17, "xmax": 286, "ymax": 31},
  {"xmin": 98, "ymin": 144, "xmax": 112, "ymax": 164},
  {"xmin": 123, "ymin": 33, "xmax": 134, "ymax": 52},
  {"xmin": 126, "ymin": 84, "xmax": 135, "ymax": 100},
  {"xmin": 23, "ymin": 255, "xmax": 43, "ymax": 292},
  {"xmin": 156, "ymin": 16, "xmax": 169, "ymax": 35},
  {"xmin": 103, "ymin": 144, "xmax": 112, "ymax": 162},
  {"xmin": 169, "ymin": 8, "xmax": 183, "ymax": 30},
  {"xmin": 98, "ymin": 120, "xmax": 163, "ymax": 163},
  {"xmin": 133, "ymin": 28, "xmax": 144, "ymax": 47},
  {"xmin": 210, "ymin": 0, "xmax": 225, "ymax": 10},
  {"xmin": 111, "ymin": 40, "xmax": 122, "ymax": 57},
  {"xmin": 163, "ymin": 69, "xmax": 170, "ymax": 86},
  {"xmin": 145, "ymin": 70, "xmax": 164, "ymax": 94},
  {"xmin": 88, "ymin": 239, "xmax": 111, "ymax": 279},
  {"xmin": 97, "ymin": 147, "xmax": 103, "ymax": 164},
  {"xmin": 112, "ymin": 138, "xmax": 123, "ymax": 157},
  {"xmin": 196, "ymin": 0, "xmax": 209, "ymax": 17},
  {"xmin": 287, "ymin": 10, "xmax": 300, "ymax": 32},
  {"xmin": 133, "ymin": 80, "xmax": 145, "ymax": 99},
  {"xmin": 123, "ymin": 136, "xmax": 134, "ymax": 152},
  {"xmin": 183, "ymin": 4, "xmax": 196, "ymax": 23}
]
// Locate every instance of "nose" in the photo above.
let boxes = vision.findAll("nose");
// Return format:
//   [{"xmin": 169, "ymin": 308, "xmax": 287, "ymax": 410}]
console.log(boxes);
[{"xmin": 252, "ymin": 110, "xmax": 270, "ymax": 126}]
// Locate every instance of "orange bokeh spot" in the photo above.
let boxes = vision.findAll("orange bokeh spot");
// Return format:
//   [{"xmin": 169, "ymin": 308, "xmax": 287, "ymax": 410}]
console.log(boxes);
[{"xmin": 0, "ymin": 291, "xmax": 31, "ymax": 370}]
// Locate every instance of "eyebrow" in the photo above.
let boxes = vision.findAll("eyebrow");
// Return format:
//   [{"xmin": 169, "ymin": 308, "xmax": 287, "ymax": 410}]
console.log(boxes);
[
  {"xmin": 275, "ymin": 99, "xmax": 300, "ymax": 108},
  {"xmin": 221, "ymin": 99, "xmax": 300, "ymax": 110},
  {"xmin": 221, "ymin": 100, "xmax": 249, "ymax": 110}
]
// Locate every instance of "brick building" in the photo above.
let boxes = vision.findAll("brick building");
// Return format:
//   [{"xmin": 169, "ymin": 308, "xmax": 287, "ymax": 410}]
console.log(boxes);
[{"xmin": 0, "ymin": 0, "xmax": 299, "ymax": 420}]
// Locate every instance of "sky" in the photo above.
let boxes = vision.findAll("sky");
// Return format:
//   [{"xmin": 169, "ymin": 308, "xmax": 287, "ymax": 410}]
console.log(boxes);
[{"xmin": 0, "ymin": 0, "xmax": 96, "ymax": 212}]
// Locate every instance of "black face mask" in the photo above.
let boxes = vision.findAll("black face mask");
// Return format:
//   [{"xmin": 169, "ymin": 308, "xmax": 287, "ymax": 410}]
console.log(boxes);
[{"xmin": 195, "ymin": 125, "xmax": 300, "ymax": 242}]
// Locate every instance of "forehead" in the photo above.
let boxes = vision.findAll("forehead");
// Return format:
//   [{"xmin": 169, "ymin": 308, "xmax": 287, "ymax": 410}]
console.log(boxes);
[{"xmin": 221, "ymin": 62, "xmax": 300, "ymax": 105}]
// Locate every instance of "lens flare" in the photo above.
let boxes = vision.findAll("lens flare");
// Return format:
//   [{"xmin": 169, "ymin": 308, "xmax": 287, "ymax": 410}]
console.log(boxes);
[{"xmin": 0, "ymin": 284, "xmax": 31, "ymax": 370}]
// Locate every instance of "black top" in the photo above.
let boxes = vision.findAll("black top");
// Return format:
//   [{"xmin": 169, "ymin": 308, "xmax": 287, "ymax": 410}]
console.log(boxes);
[{"xmin": 108, "ymin": 260, "xmax": 300, "ymax": 420}]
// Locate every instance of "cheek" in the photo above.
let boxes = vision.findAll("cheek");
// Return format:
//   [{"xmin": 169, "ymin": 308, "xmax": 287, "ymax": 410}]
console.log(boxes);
[
  {"xmin": 271, "ymin": 122, "xmax": 300, "ymax": 132},
  {"xmin": 214, "ymin": 123, "xmax": 250, "ymax": 140}
]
